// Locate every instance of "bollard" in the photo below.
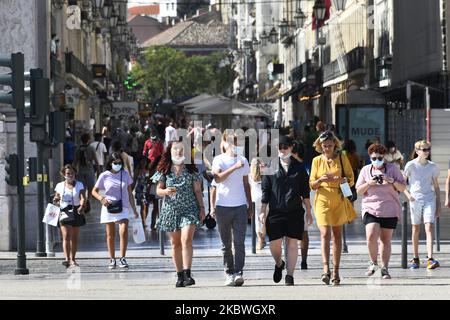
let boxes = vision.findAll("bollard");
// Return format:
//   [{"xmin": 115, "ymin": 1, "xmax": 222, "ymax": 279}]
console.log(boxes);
[
  {"xmin": 251, "ymin": 202, "xmax": 256, "ymax": 254},
  {"xmin": 342, "ymin": 224, "xmax": 348, "ymax": 253},
  {"xmin": 435, "ymin": 217, "xmax": 441, "ymax": 252},
  {"xmin": 401, "ymin": 201, "xmax": 408, "ymax": 269},
  {"xmin": 158, "ymin": 198, "xmax": 165, "ymax": 255},
  {"xmin": 207, "ymin": 183, "xmax": 211, "ymax": 215}
]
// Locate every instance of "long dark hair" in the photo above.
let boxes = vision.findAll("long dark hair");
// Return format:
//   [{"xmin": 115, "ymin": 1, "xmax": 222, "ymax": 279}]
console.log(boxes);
[{"xmin": 156, "ymin": 141, "xmax": 198, "ymax": 175}]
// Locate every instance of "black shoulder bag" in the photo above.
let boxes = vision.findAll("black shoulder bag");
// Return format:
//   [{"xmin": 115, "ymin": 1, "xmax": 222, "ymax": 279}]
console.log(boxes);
[
  {"xmin": 59, "ymin": 183, "xmax": 76, "ymax": 223},
  {"xmin": 339, "ymin": 153, "xmax": 357, "ymax": 202},
  {"xmin": 107, "ymin": 171, "xmax": 123, "ymax": 213}
]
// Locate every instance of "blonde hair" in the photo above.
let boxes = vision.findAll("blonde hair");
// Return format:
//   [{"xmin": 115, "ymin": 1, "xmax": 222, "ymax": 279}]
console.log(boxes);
[
  {"xmin": 250, "ymin": 158, "xmax": 261, "ymax": 182},
  {"xmin": 313, "ymin": 132, "xmax": 343, "ymax": 154},
  {"xmin": 414, "ymin": 140, "xmax": 431, "ymax": 150}
]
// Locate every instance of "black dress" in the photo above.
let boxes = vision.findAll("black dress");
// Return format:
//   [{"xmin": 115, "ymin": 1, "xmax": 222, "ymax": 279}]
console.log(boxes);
[{"xmin": 261, "ymin": 157, "xmax": 310, "ymax": 241}]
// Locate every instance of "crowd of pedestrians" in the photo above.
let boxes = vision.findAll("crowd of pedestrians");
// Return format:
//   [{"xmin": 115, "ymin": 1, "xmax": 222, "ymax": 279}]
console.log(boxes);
[{"xmin": 53, "ymin": 114, "xmax": 448, "ymax": 288}]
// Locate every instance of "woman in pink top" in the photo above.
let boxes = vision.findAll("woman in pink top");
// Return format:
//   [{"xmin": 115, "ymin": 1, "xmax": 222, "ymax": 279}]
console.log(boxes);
[{"xmin": 356, "ymin": 144, "xmax": 406, "ymax": 280}]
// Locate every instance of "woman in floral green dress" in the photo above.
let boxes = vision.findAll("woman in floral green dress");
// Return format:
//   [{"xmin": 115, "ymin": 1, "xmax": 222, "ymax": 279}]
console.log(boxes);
[{"xmin": 152, "ymin": 141, "xmax": 206, "ymax": 287}]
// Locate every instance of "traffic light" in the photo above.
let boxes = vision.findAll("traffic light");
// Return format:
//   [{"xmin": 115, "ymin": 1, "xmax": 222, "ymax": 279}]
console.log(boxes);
[
  {"xmin": 5, "ymin": 154, "xmax": 19, "ymax": 186},
  {"xmin": 49, "ymin": 111, "xmax": 65, "ymax": 144},
  {"xmin": 30, "ymin": 70, "xmax": 49, "ymax": 126},
  {"xmin": 26, "ymin": 157, "xmax": 37, "ymax": 183},
  {"xmin": 0, "ymin": 53, "xmax": 24, "ymax": 109}
]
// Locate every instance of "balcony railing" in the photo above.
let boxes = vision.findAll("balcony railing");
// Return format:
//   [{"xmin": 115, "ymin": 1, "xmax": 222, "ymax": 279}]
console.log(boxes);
[
  {"xmin": 65, "ymin": 52, "xmax": 93, "ymax": 89},
  {"xmin": 291, "ymin": 60, "xmax": 313, "ymax": 84},
  {"xmin": 50, "ymin": 54, "xmax": 62, "ymax": 78},
  {"xmin": 323, "ymin": 46, "xmax": 366, "ymax": 83}
]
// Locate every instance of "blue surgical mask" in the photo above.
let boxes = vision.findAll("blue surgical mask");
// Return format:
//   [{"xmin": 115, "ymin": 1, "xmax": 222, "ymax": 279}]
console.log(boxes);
[
  {"xmin": 112, "ymin": 164, "xmax": 122, "ymax": 172},
  {"xmin": 234, "ymin": 146, "xmax": 244, "ymax": 156},
  {"xmin": 371, "ymin": 159, "xmax": 384, "ymax": 168}
]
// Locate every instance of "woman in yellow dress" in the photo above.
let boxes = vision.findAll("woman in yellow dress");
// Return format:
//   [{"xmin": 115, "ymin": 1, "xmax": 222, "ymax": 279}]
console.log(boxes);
[{"xmin": 309, "ymin": 131, "xmax": 357, "ymax": 286}]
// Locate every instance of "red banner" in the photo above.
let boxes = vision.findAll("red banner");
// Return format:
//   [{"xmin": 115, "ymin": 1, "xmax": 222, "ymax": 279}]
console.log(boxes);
[{"xmin": 312, "ymin": 0, "xmax": 331, "ymax": 30}]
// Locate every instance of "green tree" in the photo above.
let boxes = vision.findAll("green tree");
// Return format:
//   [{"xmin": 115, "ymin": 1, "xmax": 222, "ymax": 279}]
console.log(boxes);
[{"xmin": 131, "ymin": 46, "xmax": 234, "ymax": 101}]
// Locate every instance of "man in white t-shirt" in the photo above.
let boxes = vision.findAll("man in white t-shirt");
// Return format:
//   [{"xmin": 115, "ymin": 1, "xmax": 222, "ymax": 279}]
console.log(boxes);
[
  {"xmin": 211, "ymin": 131, "xmax": 252, "ymax": 287},
  {"xmin": 404, "ymin": 140, "xmax": 441, "ymax": 270},
  {"xmin": 90, "ymin": 133, "xmax": 108, "ymax": 176},
  {"xmin": 165, "ymin": 121, "xmax": 178, "ymax": 148}
]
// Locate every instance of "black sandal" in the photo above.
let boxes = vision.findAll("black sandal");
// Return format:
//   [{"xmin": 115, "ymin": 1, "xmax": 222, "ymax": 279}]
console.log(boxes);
[{"xmin": 321, "ymin": 272, "xmax": 331, "ymax": 285}]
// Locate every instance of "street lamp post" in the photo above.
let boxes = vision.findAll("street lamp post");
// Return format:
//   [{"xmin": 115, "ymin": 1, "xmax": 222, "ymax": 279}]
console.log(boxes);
[
  {"xmin": 332, "ymin": 0, "xmax": 347, "ymax": 11},
  {"xmin": 269, "ymin": 27, "xmax": 278, "ymax": 44},
  {"xmin": 294, "ymin": 8, "xmax": 307, "ymax": 29}
]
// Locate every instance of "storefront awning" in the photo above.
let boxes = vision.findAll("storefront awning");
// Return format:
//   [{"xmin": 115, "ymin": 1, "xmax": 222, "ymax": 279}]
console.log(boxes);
[{"xmin": 283, "ymin": 82, "xmax": 308, "ymax": 101}]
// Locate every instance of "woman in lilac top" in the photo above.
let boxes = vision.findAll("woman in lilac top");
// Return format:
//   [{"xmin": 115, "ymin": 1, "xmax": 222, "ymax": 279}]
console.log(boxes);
[
  {"xmin": 92, "ymin": 152, "xmax": 139, "ymax": 270},
  {"xmin": 356, "ymin": 143, "xmax": 406, "ymax": 280}
]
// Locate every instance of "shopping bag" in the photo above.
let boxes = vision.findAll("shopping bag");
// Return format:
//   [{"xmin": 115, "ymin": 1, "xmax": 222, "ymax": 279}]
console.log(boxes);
[
  {"xmin": 43, "ymin": 203, "xmax": 60, "ymax": 226},
  {"xmin": 132, "ymin": 219, "xmax": 146, "ymax": 244}
]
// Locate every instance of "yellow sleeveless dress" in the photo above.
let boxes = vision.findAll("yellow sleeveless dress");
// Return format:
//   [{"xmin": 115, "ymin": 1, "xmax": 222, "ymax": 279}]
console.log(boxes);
[{"xmin": 309, "ymin": 154, "xmax": 357, "ymax": 226}]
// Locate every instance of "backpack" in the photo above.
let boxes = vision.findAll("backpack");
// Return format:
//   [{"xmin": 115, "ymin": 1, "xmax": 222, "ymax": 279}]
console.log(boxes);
[{"xmin": 77, "ymin": 145, "xmax": 89, "ymax": 167}]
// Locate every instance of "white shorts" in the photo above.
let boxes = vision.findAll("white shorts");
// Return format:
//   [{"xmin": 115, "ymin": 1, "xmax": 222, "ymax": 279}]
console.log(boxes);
[
  {"xmin": 100, "ymin": 206, "xmax": 130, "ymax": 224},
  {"xmin": 254, "ymin": 202, "xmax": 264, "ymax": 234},
  {"xmin": 410, "ymin": 199, "xmax": 436, "ymax": 225}
]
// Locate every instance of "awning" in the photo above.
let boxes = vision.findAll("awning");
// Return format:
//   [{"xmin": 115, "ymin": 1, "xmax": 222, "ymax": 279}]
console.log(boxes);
[
  {"xmin": 176, "ymin": 93, "xmax": 215, "ymax": 107},
  {"xmin": 283, "ymin": 82, "xmax": 308, "ymax": 102},
  {"xmin": 185, "ymin": 97, "xmax": 270, "ymax": 117},
  {"xmin": 260, "ymin": 82, "xmax": 281, "ymax": 99}
]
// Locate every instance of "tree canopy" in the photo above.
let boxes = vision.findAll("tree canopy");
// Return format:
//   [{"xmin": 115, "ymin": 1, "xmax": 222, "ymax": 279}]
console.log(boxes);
[{"xmin": 131, "ymin": 46, "xmax": 234, "ymax": 102}]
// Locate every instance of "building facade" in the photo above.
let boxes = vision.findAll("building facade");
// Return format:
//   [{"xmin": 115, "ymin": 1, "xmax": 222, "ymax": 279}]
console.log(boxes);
[{"xmin": 0, "ymin": 0, "xmax": 136, "ymax": 251}]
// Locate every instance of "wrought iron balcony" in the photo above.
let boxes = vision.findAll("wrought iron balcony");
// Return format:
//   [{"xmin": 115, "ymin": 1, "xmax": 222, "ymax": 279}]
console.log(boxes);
[{"xmin": 65, "ymin": 52, "xmax": 93, "ymax": 89}]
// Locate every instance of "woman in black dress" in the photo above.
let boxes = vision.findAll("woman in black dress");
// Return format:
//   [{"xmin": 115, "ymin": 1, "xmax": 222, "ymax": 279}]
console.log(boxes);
[{"xmin": 259, "ymin": 136, "xmax": 313, "ymax": 286}]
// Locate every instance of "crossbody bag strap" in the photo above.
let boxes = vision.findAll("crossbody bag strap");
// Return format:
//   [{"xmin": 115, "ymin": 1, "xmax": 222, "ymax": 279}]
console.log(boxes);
[
  {"xmin": 339, "ymin": 153, "xmax": 346, "ymax": 178},
  {"xmin": 120, "ymin": 170, "xmax": 123, "ymax": 200}
]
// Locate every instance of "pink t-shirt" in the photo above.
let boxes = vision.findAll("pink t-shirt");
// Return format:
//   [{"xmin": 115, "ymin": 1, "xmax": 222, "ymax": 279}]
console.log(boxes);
[
  {"xmin": 355, "ymin": 163, "xmax": 406, "ymax": 218},
  {"xmin": 94, "ymin": 170, "xmax": 133, "ymax": 208}
]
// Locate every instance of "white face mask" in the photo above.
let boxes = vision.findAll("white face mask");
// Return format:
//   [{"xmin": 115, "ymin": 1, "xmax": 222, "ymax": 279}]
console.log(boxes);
[
  {"xmin": 279, "ymin": 152, "xmax": 292, "ymax": 160},
  {"xmin": 172, "ymin": 156, "xmax": 185, "ymax": 165},
  {"xmin": 112, "ymin": 164, "xmax": 122, "ymax": 172}
]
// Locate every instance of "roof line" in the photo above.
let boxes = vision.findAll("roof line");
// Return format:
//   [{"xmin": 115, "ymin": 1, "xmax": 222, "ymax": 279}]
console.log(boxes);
[{"xmin": 168, "ymin": 21, "xmax": 195, "ymax": 44}]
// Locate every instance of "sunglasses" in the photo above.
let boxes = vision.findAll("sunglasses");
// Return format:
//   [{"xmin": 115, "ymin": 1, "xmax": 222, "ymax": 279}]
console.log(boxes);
[
  {"xmin": 319, "ymin": 131, "xmax": 334, "ymax": 142},
  {"xmin": 419, "ymin": 148, "xmax": 431, "ymax": 152},
  {"xmin": 371, "ymin": 156, "xmax": 384, "ymax": 161},
  {"xmin": 113, "ymin": 161, "xmax": 123, "ymax": 165},
  {"xmin": 279, "ymin": 144, "xmax": 290, "ymax": 150}
]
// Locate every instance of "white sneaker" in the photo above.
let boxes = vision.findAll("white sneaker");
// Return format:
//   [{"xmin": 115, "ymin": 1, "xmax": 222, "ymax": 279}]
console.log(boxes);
[
  {"xmin": 109, "ymin": 259, "xmax": 116, "ymax": 269},
  {"xmin": 365, "ymin": 261, "xmax": 378, "ymax": 276},
  {"xmin": 234, "ymin": 272, "xmax": 244, "ymax": 286},
  {"xmin": 224, "ymin": 274, "xmax": 235, "ymax": 286}
]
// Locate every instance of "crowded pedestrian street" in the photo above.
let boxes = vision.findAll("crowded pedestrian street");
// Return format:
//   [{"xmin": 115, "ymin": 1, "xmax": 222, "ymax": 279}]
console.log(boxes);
[{"xmin": 2, "ymin": 0, "xmax": 450, "ymax": 310}]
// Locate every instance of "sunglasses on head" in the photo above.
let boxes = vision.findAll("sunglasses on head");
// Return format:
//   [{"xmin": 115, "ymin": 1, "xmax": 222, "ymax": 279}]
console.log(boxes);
[
  {"xmin": 419, "ymin": 148, "xmax": 431, "ymax": 152},
  {"xmin": 279, "ymin": 144, "xmax": 290, "ymax": 150},
  {"xmin": 319, "ymin": 131, "xmax": 334, "ymax": 142},
  {"xmin": 371, "ymin": 156, "xmax": 384, "ymax": 161}
]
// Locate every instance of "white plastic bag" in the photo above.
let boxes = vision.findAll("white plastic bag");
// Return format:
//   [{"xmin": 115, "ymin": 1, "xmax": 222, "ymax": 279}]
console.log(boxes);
[
  {"xmin": 43, "ymin": 203, "xmax": 60, "ymax": 226},
  {"xmin": 132, "ymin": 219, "xmax": 146, "ymax": 244}
]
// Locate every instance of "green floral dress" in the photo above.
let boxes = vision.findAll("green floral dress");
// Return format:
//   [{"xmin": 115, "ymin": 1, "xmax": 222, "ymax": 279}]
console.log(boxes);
[{"xmin": 151, "ymin": 168, "xmax": 203, "ymax": 232}]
